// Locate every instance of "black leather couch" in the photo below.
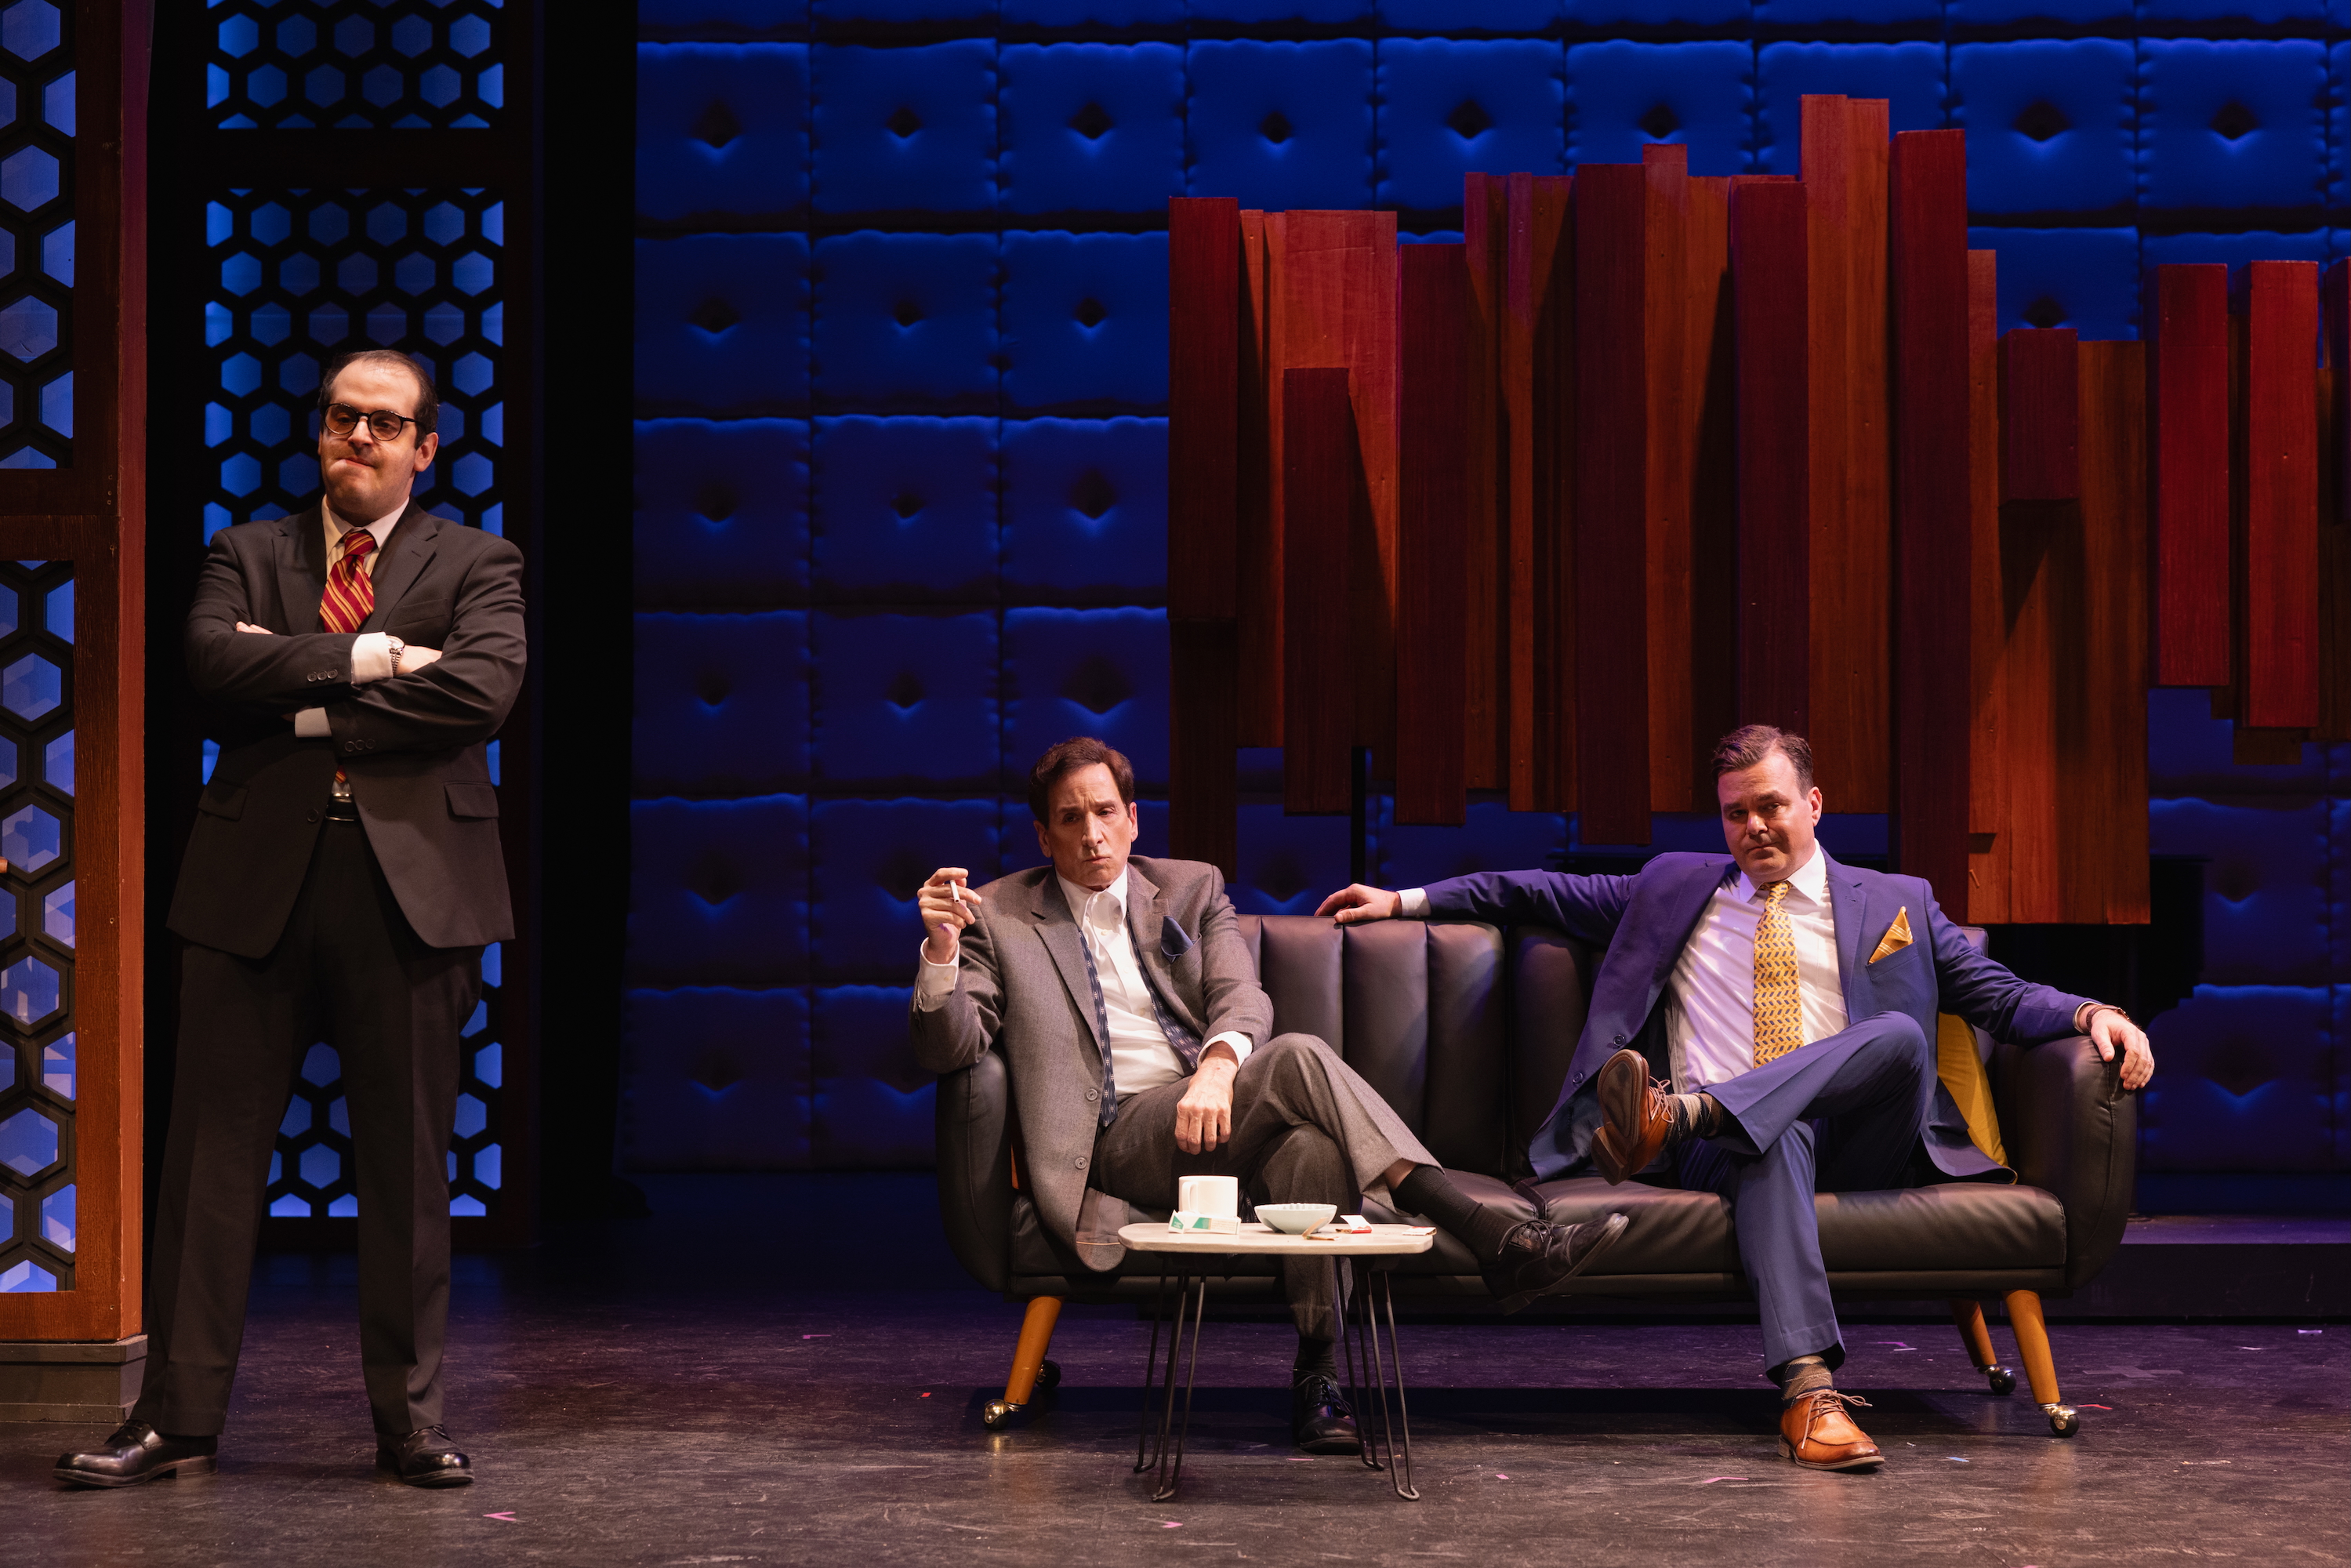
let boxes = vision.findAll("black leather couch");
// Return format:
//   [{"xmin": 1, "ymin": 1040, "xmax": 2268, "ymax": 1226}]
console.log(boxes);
[{"xmin": 937, "ymin": 914, "xmax": 2135, "ymax": 1436}]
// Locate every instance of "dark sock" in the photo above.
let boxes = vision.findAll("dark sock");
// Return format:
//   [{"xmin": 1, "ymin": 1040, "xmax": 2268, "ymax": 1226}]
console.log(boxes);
[
  {"xmin": 1394, "ymin": 1164, "xmax": 1524, "ymax": 1262},
  {"xmin": 1782, "ymin": 1354, "xmax": 1833, "ymax": 1403},
  {"xmin": 1293, "ymin": 1334, "xmax": 1337, "ymax": 1384}
]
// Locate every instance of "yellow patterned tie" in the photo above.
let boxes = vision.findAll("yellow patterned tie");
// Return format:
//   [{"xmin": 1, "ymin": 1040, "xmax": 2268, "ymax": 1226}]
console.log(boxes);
[{"xmin": 1752, "ymin": 880, "xmax": 1803, "ymax": 1066}]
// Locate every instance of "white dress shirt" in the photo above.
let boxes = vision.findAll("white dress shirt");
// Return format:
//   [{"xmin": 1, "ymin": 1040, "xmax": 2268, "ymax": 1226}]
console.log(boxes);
[
  {"xmin": 292, "ymin": 499, "xmax": 410, "ymax": 742},
  {"xmin": 1400, "ymin": 845, "xmax": 1849, "ymax": 1092},
  {"xmin": 914, "ymin": 867, "xmax": 1253, "ymax": 1098},
  {"xmin": 1660, "ymin": 846, "xmax": 1848, "ymax": 1091}
]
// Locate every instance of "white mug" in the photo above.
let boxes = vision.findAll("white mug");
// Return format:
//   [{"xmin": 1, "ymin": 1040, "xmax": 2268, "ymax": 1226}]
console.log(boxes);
[{"xmin": 1177, "ymin": 1174, "xmax": 1239, "ymax": 1220}]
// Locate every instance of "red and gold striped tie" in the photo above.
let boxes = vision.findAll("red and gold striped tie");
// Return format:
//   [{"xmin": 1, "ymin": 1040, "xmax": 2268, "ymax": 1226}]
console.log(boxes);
[
  {"xmin": 319, "ymin": 529, "xmax": 376, "ymax": 634},
  {"xmin": 320, "ymin": 531, "xmax": 376, "ymax": 792}
]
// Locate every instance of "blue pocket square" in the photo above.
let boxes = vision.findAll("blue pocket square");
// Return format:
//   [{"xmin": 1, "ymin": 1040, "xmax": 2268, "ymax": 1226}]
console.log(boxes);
[{"xmin": 1161, "ymin": 916, "xmax": 1195, "ymax": 959}]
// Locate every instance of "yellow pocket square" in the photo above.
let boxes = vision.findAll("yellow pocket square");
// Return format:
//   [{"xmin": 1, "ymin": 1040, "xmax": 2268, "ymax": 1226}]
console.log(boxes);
[{"xmin": 1867, "ymin": 907, "xmax": 1914, "ymax": 964}]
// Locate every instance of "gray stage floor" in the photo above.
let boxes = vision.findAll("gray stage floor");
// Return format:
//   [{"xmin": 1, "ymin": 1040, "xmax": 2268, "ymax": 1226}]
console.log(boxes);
[{"xmin": 5, "ymin": 1178, "xmax": 2346, "ymax": 1566}]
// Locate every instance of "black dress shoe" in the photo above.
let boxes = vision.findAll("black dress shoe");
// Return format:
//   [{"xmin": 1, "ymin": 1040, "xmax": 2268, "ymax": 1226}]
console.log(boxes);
[
  {"xmin": 54, "ymin": 1421, "xmax": 218, "ymax": 1488},
  {"xmin": 1291, "ymin": 1374, "xmax": 1362, "ymax": 1455},
  {"xmin": 376, "ymin": 1425, "xmax": 473, "ymax": 1487},
  {"xmin": 1482, "ymin": 1211, "xmax": 1633, "ymax": 1313}
]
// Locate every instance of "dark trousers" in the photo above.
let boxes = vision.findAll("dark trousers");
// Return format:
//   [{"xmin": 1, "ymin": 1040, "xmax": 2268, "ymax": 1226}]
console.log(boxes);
[
  {"xmin": 1674, "ymin": 1011, "xmax": 1934, "ymax": 1380},
  {"xmin": 135, "ymin": 820, "xmax": 482, "ymax": 1439},
  {"xmin": 1088, "ymin": 1034, "xmax": 1428, "ymax": 1339}
]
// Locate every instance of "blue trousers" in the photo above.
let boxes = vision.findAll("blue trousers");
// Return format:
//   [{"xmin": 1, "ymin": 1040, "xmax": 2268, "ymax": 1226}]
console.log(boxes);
[{"xmin": 1673, "ymin": 1011, "xmax": 1934, "ymax": 1381}]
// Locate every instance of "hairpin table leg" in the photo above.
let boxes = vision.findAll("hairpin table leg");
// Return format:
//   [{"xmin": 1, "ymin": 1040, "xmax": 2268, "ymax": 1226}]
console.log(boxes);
[
  {"xmin": 1135, "ymin": 1267, "xmax": 1168, "ymax": 1473},
  {"xmin": 1337, "ymin": 1256, "xmax": 1380, "ymax": 1473},
  {"xmin": 1152, "ymin": 1274, "xmax": 1207, "ymax": 1502},
  {"xmin": 1370, "ymin": 1269, "xmax": 1417, "ymax": 1500}
]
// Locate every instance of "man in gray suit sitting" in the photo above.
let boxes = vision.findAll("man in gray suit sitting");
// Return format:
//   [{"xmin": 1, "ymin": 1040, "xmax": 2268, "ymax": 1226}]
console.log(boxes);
[{"xmin": 912, "ymin": 737, "xmax": 1628, "ymax": 1452}]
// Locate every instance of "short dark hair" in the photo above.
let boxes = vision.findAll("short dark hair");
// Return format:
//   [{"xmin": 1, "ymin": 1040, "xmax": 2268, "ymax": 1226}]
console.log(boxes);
[
  {"xmin": 317, "ymin": 350, "xmax": 439, "ymax": 438},
  {"xmin": 1029, "ymin": 736, "xmax": 1136, "ymax": 823},
  {"xmin": 1711, "ymin": 724, "xmax": 1816, "ymax": 792}
]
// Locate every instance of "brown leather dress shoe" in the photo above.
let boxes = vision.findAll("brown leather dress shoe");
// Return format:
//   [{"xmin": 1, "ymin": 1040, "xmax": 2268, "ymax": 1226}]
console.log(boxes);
[
  {"xmin": 1779, "ymin": 1389, "xmax": 1884, "ymax": 1471},
  {"xmin": 1594, "ymin": 1048, "xmax": 1674, "ymax": 1185}
]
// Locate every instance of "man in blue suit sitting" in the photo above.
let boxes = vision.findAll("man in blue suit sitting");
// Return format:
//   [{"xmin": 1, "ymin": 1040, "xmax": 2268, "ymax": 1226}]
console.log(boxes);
[{"xmin": 1316, "ymin": 725, "xmax": 2154, "ymax": 1472}]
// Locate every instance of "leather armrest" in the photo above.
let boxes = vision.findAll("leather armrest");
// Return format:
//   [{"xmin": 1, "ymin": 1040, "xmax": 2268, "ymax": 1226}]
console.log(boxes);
[
  {"xmin": 1990, "ymin": 1034, "xmax": 2136, "ymax": 1291},
  {"xmin": 934, "ymin": 1048, "xmax": 1014, "ymax": 1294}
]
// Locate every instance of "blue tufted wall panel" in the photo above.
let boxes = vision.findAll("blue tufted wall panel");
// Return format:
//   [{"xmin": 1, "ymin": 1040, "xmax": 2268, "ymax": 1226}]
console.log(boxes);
[
  {"xmin": 633, "ymin": 1, "xmax": 2351, "ymax": 1182},
  {"xmin": 999, "ymin": 43, "xmax": 1188, "ymax": 215},
  {"xmin": 1000, "ymin": 232, "xmax": 1170, "ymax": 410}
]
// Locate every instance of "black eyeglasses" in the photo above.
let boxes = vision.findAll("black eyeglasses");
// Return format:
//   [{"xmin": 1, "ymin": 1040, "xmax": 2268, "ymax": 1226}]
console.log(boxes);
[{"xmin": 321, "ymin": 402, "xmax": 422, "ymax": 443}]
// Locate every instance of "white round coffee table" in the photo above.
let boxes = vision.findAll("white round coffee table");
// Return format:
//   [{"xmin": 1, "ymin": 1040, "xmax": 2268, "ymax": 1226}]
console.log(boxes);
[{"xmin": 1116, "ymin": 1220, "xmax": 1435, "ymax": 1501}]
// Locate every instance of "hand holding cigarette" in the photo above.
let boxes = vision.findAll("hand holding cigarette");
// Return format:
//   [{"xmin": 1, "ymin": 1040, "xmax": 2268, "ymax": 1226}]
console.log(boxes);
[{"xmin": 918, "ymin": 866, "xmax": 983, "ymax": 964}]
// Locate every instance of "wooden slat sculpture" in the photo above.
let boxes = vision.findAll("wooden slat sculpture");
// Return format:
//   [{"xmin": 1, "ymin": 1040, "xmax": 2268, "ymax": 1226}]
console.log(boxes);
[{"xmin": 1168, "ymin": 94, "xmax": 2351, "ymax": 926}]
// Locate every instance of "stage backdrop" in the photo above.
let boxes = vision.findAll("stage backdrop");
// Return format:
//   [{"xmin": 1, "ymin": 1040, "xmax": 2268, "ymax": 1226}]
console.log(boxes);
[{"xmin": 629, "ymin": 0, "xmax": 2349, "ymax": 1193}]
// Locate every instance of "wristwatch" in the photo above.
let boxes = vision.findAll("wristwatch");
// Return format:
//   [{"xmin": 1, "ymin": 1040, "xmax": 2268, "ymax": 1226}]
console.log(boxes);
[{"xmin": 386, "ymin": 636, "xmax": 405, "ymax": 677}]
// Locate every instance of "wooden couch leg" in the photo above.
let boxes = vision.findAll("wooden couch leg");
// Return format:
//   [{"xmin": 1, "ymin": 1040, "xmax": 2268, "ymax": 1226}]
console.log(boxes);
[
  {"xmin": 982, "ymin": 1297, "xmax": 1065, "ymax": 1430},
  {"xmin": 2001, "ymin": 1289, "xmax": 2079, "ymax": 1437},
  {"xmin": 1947, "ymin": 1298, "xmax": 2016, "ymax": 1394}
]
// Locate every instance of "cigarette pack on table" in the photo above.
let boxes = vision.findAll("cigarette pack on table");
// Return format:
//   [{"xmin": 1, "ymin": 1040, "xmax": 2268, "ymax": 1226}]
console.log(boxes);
[{"xmin": 1170, "ymin": 1210, "xmax": 1240, "ymax": 1234}]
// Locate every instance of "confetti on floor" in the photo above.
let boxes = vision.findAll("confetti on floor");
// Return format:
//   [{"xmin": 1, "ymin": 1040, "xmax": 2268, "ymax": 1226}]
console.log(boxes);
[{"xmin": 1698, "ymin": 1476, "xmax": 1747, "ymax": 1484}]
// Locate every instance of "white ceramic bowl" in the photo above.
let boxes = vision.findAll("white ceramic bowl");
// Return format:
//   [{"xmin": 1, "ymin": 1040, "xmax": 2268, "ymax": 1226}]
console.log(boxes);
[{"xmin": 1257, "ymin": 1203, "xmax": 1338, "ymax": 1236}]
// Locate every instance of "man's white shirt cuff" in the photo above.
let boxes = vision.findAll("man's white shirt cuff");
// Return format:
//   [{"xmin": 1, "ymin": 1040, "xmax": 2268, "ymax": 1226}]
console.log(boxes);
[
  {"xmin": 1203, "ymin": 1031, "xmax": 1252, "ymax": 1067},
  {"xmin": 913, "ymin": 942, "xmax": 957, "ymax": 1010},
  {"xmin": 349, "ymin": 632, "xmax": 394, "ymax": 684},
  {"xmin": 293, "ymin": 706, "xmax": 329, "ymax": 739},
  {"xmin": 1399, "ymin": 888, "xmax": 1429, "ymax": 918}
]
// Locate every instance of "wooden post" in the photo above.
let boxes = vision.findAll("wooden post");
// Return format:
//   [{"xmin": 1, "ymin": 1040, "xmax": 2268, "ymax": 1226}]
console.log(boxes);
[
  {"xmin": 1732, "ymin": 176, "xmax": 1810, "ymax": 742},
  {"xmin": 2150, "ymin": 264, "xmax": 2232, "ymax": 688},
  {"xmin": 0, "ymin": 0, "xmax": 150, "ymax": 1365},
  {"xmin": 2237, "ymin": 261, "xmax": 2322, "ymax": 732},
  {"xmin": 1889, "ymin": 130, "xmax": 1974, "ymax": 916},
  {"xmin": 1395, "ymin": 245, "xmax": 1471, "ymax": 825},
  {"xmin": 1572, "ymin": 165, "xmax": 1650, "ymax": 845},
  {"xmin": 1283, "ymin": 368, "xmax": 1359, "ymax": 815},
  {"xmin": 1167, "ymin": 198, "xmax": 1242, "ymax": 875}
]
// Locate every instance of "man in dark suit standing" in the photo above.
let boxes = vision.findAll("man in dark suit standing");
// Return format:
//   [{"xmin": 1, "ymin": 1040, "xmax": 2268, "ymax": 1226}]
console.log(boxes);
[
  {"xmin": 57, "ymin": 350, "xmax": 526, "ymax": 1490},
  {"xmin": 1319, "ymin": 725, "xmax": 2153, "ymax": 1472}
]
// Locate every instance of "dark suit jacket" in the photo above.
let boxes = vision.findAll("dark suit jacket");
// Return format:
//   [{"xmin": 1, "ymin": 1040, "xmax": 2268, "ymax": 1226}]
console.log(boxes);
[
  {"xmin": 1420, "ymin": 852, "xmax": 2094, "ymax": 1184},
  {"xmin": 167, "ymin": 503, "xmax": 527, "ymax": 956},
  {"xmin": 908, "ymin": 857, "xmax": 1274, "ymax": 1270}
]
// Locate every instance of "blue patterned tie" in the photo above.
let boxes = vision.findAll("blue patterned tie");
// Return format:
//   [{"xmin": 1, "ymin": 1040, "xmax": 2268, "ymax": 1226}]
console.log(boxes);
[
  {"xmin": 1071, "ymin": 924, "xmax": 1119, "ymax": 1128},
  {"xmin": 1075, "ymin": 895, "xmax": 1204, "ymax": 1128}
]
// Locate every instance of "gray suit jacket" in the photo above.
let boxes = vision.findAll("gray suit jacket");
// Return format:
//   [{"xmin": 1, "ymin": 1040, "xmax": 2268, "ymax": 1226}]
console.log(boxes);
[{"xmin": 910, "ymin": 856, "xmax": 1274, "ymax": 1272}]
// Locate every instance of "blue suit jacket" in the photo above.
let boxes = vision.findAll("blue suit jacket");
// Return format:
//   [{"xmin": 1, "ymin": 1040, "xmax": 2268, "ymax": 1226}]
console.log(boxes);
[{"xmin": 1421, "ymin": 852, "xmax": 2095, "ymax": 1183}]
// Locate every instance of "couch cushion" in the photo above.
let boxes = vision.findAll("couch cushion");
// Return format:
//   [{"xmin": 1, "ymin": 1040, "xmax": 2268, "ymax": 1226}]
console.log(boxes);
[
  {"xmin": 1532, "ymin": 1178, "xmax": 1742, "ymax": 1273},
  {"xmin": 1239, "ymin": 915, "xmax": 1515, "ymax": 1178},
  {"xmin": 1533, "ymin": 1175, "xmax": 2066, "ymax": 1275}
]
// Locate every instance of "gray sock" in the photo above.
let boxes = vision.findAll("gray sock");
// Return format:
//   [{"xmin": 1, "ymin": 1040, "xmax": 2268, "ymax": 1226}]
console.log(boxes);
[
  {"xmin": 1669, "ymin": 1093, "xmax": 1722, "ymax": 1140},
  {"xmin": 1782, "ymin": 1354, "xmax": 1833, "ymax": 1402}
]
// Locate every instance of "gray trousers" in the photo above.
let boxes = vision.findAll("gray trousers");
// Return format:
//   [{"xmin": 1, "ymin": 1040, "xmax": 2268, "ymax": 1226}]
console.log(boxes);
[{"xmin": 1089, "ymin": 1033, "xmax": 1431, "ymax": 1338}]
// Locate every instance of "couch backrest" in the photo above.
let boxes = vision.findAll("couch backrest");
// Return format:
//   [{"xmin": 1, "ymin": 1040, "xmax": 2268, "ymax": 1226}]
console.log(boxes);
[
  {"xmin": 1236, "ymin": 913, "xmax": 1997, "ymax": 1183},
  {"xmin": 1235, "ymin": 915, "xmax": 1597, "ymax": 1181}
]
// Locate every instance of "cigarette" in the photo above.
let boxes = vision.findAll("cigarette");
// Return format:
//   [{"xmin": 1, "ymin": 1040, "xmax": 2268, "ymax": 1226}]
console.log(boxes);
[{"xmin": 949, "ymin": 880, "xmax": 967, "ymax": 908}]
